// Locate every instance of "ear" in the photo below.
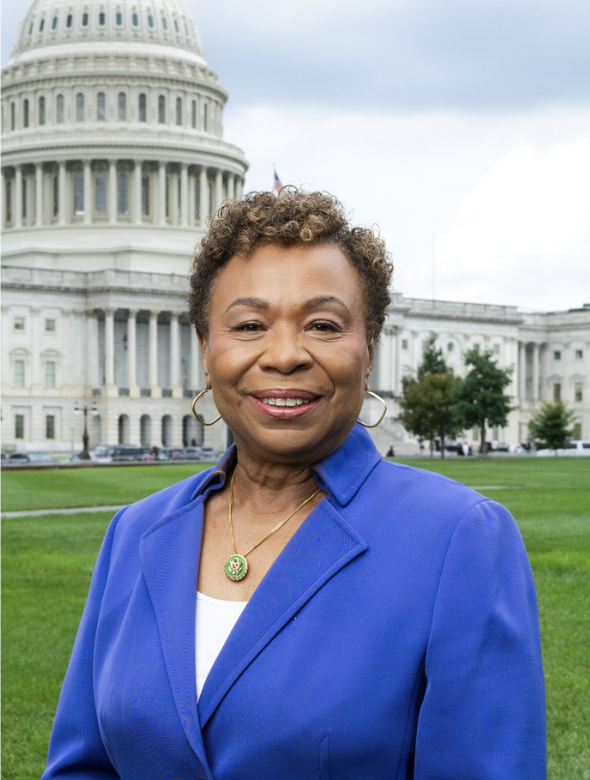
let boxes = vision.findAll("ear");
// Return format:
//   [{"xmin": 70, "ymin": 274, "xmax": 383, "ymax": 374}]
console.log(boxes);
[
  {"xmin": 365, "ymin": 335, "xmax": 375, "ymax": 389},
  {"xmin": 197, "ymin": 331, "xmax": 212, "ymax": 390}
]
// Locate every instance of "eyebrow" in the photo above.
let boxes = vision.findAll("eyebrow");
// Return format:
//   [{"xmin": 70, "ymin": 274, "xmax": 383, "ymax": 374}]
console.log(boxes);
[{"xmin": 225, "ymin": 295, "xmax": 350, "ymax": 314}]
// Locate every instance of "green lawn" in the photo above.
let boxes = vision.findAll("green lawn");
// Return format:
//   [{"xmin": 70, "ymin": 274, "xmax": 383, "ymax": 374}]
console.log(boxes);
[{"xmin": 2, "ymin": 458, "xmax": 589, "ymax": 778}]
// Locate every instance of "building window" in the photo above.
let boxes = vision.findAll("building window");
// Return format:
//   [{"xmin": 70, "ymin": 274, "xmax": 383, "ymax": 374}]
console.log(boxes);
[
  {"xmin": 14, "ymin": 316, "xmax": 25, "ymax": 331},
  {"xmin": 45, "ymin": 318, "xmax": 56, "ymax": 332},
  {"xmin": 6, "ymin": 179, "xmax": 13, "ymax": 223},
  {"xmin": 447, "ymin": 342, "xmax": 454, "ymax": 352},
  {"xmin": 553, "ymin": 350, "xmax": 561, "ymax": 361},
  {"xmin": 11, "ymin": 102, "xmax": 15, "ymax": 130},
  {"xmin": 401, "ymin": 339, "xmax": 408, "ymax": 351},
  {"xmin": 39, "ymin": 96, "xmax": 46, "ymax": 125},
  {"xmin": 45, "ymin": 361, "xmax": 56, "ymax": 388},
  {"xmin": 52, "ymin": 175, "xmax": 59, "ymax": 217},
  {"xmin": 82, "ymin": 12, "xmax": 89, "ymax": 26},
  {"xmin": 176, "ymin": 97, "xmax": 182, "ymax": 125},
  {"xmin": 575, "ymin": 349, "xmax": 583, "ymax": 359},
  {"xmin": 161, "ymin": 15, "xmax": 168, "ymax": 30},
  {"xmin": 15, "ymin": 360, "xmax": 25, "ymax": 387},
  {"xmin": 203, "ymin": 102, "xmax": 208, "ymax": 131},
  {"xmin": 99, "ymin": 11, "xmax": 105, "ymax": 25},
  {"xmin": 74, "ymin": 172, "xmax": 84, "ymax": 214},
  {"xmin": 22, "ymin": 178, "xmax": 27, "ymax": 220},
  {"xmin": 575, "ymin": 382, "xmax": 583, "ymax": 402},
  {"xmin": 193, "ymin": 177, "xmax": 200, "ymax": 220},
  {"xmin": 76, "ymin": 92, "xmax": 85, "ymax": 121},
  {"xmin": 191, "ymin": 100, "xmax": 196, "ymax": 128},
  {"xmin": 52, "ymin": 15, "xmax": 58, "ymax": 29},
  {"xmin": 15, "ymin": 414, "xmax": 25, "ymax": 440},
  {"xmin": 117, "ymin": 172, "xmax": 128, "ymax": 215},
  {"xmin": 39, "ymin": 18, "xmax": 45, "ymax": 31},
  {"xmin": 572, "ymin": 422, "xmax": 582, "ymax": 439},
  {"xmin": 139, "ymin": 93, "xmax": 147, "ymax": 121},
  {"xmin": 116, "ymin": 11, "xmax": 122, "ymax": 25},
  {"xmin": 23, "ymin": 98, "xmax": 30, "ymax": 127},
  {"xmin": 553, "ymin": 383, "xmax": 561, "ymax": 402},
  {"xmin": 46, "ymin": 414, "xmax": 56, "ymax": 439},
  {"xmin": 132, "ymin": 12, "xmax": 139, "ymax": 26},
  {"xmin": 165, "ymin": 175, "xmax": 170, "ymax": 218},
  {"xmin": 158, "ymin": 95, "xmax": 165, "ymax": 123},
  {"xmin": 118, "ymin": 92, "xmax": 126, "ymax": 121},
  {"xmin": 141, "ymin": 174, "xmax": 150, "ymax": 216},
  {"xmin": 493, "ymin": 344, "xmax": 500, "ymax": 355},
  {"xmin": 174, "ymin": 19, "xmax": 179, "ymax": 32},
  {"xmin": 29, "ymin": 21, "xmax": 34, "ymax": 34},
  {"xmin": 148, "ymin": 13, "xmax": 154, "ymax": 27},
  {"xmin": 95, "ymin": 174, "xmax": 106, "ymax": 214},
  {"xmin": 97, "ymin": 92, "xmax": 106, "ymax": 121},
  {"xmin": 66, "ymin": 13, "xmax": 72, "ymax": 27},
  {"xmin": 56, "ymin": 94, "xmax": 64, "ymax": 123}
]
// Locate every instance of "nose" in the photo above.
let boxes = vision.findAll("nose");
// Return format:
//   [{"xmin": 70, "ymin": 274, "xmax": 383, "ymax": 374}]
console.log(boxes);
[{"xmin": 258, "ymin": 323, "xmax": 313, "ymax": 374}]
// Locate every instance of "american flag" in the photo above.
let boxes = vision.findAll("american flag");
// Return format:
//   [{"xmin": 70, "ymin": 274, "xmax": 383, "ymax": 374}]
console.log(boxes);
[{"xmin": 273, "ymin": 169, "xmax": 283, "ymax": 194}]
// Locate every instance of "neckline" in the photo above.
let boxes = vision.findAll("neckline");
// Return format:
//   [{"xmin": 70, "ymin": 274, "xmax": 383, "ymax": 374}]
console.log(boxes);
[{"xmin": 197, "ymin": 590, "xmax": 248, "ymax": 606}]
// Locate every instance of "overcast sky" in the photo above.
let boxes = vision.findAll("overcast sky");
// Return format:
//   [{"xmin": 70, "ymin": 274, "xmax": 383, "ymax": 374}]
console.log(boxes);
[{"xmin": 3, "ymin": 0, "xmax": 590, "ymax": 312}]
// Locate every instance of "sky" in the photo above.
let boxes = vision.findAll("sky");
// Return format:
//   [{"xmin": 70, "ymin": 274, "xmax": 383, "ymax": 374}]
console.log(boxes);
[{"xmin": 3, "ymin": 0, "xmax": 590, "ymax": 312}]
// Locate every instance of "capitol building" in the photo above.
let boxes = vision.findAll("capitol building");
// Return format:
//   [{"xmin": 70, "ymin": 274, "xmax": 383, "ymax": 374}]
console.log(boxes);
[{"xmin": 2, "ymin": 0, "xmax": 589, "ymax": 455}]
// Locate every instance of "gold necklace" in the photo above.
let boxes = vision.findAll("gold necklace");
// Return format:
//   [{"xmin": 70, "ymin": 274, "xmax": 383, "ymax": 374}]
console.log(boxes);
[{"xmin": 224, "ymin": 470, "xmax": 321, "ymax": 582}]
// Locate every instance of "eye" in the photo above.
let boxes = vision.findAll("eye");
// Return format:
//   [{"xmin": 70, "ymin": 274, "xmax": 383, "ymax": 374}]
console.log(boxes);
[
  {"xmin": 232, "ymin": 321, "xmax": 265, "ymax": 332},
  {"xmin": 308, "ymin": 320, "xmax": 341, "ymax": 333}
]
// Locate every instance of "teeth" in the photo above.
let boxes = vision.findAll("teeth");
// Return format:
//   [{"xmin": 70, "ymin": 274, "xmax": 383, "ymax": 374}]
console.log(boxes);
[{"xmin": 261, "ymin": 397, "xmax": 311, "ymax": 407}]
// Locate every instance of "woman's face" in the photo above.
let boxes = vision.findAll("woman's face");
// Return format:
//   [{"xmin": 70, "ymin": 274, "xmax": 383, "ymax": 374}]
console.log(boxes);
[{"xmin": 200, "ymin": 243, "xmax": 374, "ymax": 466}]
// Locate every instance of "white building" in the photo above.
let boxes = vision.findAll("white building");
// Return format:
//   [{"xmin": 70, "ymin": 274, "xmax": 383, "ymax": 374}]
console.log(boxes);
[{"xmin": 2, "ymin": 0, "xmax": 589, "ymax": 456}]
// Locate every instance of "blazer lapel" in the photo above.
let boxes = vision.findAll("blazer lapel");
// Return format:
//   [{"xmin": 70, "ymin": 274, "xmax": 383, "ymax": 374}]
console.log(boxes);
[
  {"xmin": 197, "ymin": 499, "xmax": 368, "ymax": 728},
  {"xmin": 139, "ymin": 498, "xmax": 210, "ymax": 771}
]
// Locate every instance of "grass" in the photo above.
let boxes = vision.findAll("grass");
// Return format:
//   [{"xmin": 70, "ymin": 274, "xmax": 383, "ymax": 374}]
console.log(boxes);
[{"xmin": 2, "ymin": 457, "xmax": 589, "ymax": 778}]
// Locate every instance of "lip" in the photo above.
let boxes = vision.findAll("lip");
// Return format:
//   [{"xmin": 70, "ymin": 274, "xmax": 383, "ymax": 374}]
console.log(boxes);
[{"xmin": 249, "ymin": 389, "xmax": 321, "ymax": 419}]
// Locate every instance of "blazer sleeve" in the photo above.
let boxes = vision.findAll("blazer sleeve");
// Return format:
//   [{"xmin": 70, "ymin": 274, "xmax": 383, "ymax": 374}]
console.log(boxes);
[
  {"xmin": 41, "ymin": 508, "xmax": 127, "ymax": 780},
  {"xmin": 413, "ymin": 499, "xmax": 546, "ymax": 779}
]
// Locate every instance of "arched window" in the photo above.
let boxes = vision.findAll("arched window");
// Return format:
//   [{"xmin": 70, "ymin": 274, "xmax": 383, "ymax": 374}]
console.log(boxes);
[
  {"xmin": 99, "ymin": 11, "xmax": 105, "ymax": 25},
  {"xmin": 203, "ymin": 102, "xmax": 208, "ymax": 132},
  {"xmin": 176, "ymin": 97, "xmax": 182, "ymax": 126},
  {"xmin": 97, "ymin": 92, "xmax": 106, "ymax": 121},
  {"xmin": 174, "ymin": 19, "xmax": 179, "ymax": 32},
  {"xmin": 29, "ymin": 21, "xmax": 34, "ymax": 34},
  {"xmin": 56, "ymin": 94, "xmax": 64, "ymax": 123},
  {"xmin": 52, "ymin": 15, "xmax": 58, "ymax": 29},
  {"xmin": 52, "ymin": 175, "xmax": 59, "ymax": 217},
  {"xmin": 39, "ymin": 96, "xmax": 46, "ymax": 125},
  {"xmin": 82, "ymin": 12, "xmax": 89, "ymax": 26},
  {"xmin": 158, "ymin": 95, "xmax": 165, "ymax": 124},
  {"xmin": 11, "ymin": 102, "xmax": 15, "ymax": 130},
  {"xmin": 22, "ymin": 178, "xmax": 28, "ymax": 219},
  {"xmin": 139, "ymin": 93, "xmax": 147, "ymax": 122},
  {"xmin": 117, "ymin": 172, "xmax": 128, "ymax": 215},
  {"xmin": 184, "ymin": 20, "xmax": 189, "ymax": 35},
  {"xmin": 132, "ymin": 12, "xmax": 139, "ymax": 26},
  {"xmin": 118, "ymin": 92, "xmax": 126, "ymax": 121},
  {"xmin": 76, "ymin": 93, "xmax": 85, "ymax": 121},
  {"xmin": 23, "ymin": 99, "xmax": 30, "ymax": 128},
  {"xmin": 74, "ymin": 172, "xmax": 84, "ymax": 214},
  {"xmin": 116, "ymin": 11, "xmax": 122, "ymax": 26},
  {"xmin": 148, "ymin": 13, "xmax": 154, "ymax": 28},
  {"xmin": 95, "ymin": 174, "xmax": 106, "ymax": 215},
  {"xmin": 161, "ymin": 15, "xmax": 168, "ymax": 30},
  {"xmin": 191, "ymin": 100, "xmax": 196, "ymax": 129},
  {"xmin": 66, "ymin": 14, "xmax": 72, "ymax": 27},
  {"xmin": 141, "ymin": 174, "xmax": 150, "ymax": 216},
  {"xmin": 39, "ymin": 18, "xmax": 45, "ymax": 31}
]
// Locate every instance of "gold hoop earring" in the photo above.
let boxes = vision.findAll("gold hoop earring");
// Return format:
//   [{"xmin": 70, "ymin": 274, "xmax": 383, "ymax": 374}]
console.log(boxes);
[
  {"xmin": 357, "ymin": 389, "xmax": 387, "ymax": 428},
  {"xmin": 191, "ymin": 388, "xmax": 222, "ymax": 426}
]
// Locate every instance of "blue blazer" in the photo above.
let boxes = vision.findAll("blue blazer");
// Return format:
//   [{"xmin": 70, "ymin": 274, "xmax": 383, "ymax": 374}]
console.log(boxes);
[{"xmin": 42, "ymin": 425, "xmax": 546, "ymax": 779}]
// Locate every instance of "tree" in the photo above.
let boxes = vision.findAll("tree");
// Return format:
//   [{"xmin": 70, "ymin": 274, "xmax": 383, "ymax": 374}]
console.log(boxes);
[
  {"xmin": 400, "ymin": 336, "xmax": 462, "ymax": 459},
  {"xmin": 453, "ymin": 348, "xmax": 513, "ymax": 459},
  {"xmin": 528, "ymin": 401, "xmax": 575, "ymax": 454}
]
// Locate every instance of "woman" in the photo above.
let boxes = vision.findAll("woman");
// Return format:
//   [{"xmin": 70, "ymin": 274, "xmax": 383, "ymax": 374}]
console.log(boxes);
[{"xmin": 42, "ymin": 189, "xmax": 546, "ymax": 779}]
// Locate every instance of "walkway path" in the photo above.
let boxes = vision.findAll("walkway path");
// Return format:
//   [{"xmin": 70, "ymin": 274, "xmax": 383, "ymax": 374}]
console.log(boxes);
[{"xmin": 1, "ymin": 505, "xmax": 123, "ymax": 518}]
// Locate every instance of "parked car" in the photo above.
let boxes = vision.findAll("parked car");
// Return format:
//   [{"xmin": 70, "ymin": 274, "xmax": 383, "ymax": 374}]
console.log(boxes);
[
  {"xmin": 182, "ymin": 447, "xmax": 204, "ymax": 460},
  {"xmin": 536, "ymin": 440, "xmax": 590, "ymax": 457},
  {"xmin": 7, "ymin": 451, "xmax": 57, "ymax": 464},
  {"xmin": 91, "ymin": 445, "xmax": 150, "ymax": 463},
  {"xmin": 198, "ymin": 447, "xmax": 219, "ymax": 461}
]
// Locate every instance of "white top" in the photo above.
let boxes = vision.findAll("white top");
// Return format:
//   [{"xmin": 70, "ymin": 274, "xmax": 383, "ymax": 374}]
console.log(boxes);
[{"xmin": 195, "ymin": 591, "xmax": 248, "ymax": 699}]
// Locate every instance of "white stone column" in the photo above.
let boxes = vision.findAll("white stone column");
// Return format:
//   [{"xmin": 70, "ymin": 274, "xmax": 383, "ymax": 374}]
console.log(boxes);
[
  {"xmin": 227, "ymin": 173, "xmax": 235, "ymax": 201},
  {"xmin": 133, "ymin": 160, "xmax": 142, "ymax": 225},
  {"xmin": 35, "ymin": 163, "xmax": 43, "ymax": 226},
  {"xmin": 127, "ymin": 309, "xmax": 139, "ymax": 397},
  {"xmin": 394, "ymin": 327, "xmax": 401, "ymax": 395},
  {"xmin": 235, "ymin": 176, "xmax": 243, "ymax": 199},
  {"xmin": 215, "ymin": 168, "xmax": 223, "ymax": 211},
  {"xmin": 104, "ymin": 308, "xmax": 116, "ymax": 394},
  {"xmin": 86, "ymin": 310, "xmax": 100, "ymax": 390},
  {"xmin": 14, "ymin": 165, "xmax": 23, "ymax": 229},
  {"xmin": 58, "ymin": 160, "xmax": 67, "ymax": 225},
  {"xmin": 30, "ymin": 306, "xmax": 41, "ymax": 391},
  {"xmin": 532, "ymin": 342, "xmax": 540, "ymax": 402},
  {"xmin": 83, "ymin": 159, "xmax": 91, "ymax": 225},
  {"xmin": 199, "ymin": 166, "xmax": 208, "ymax": 226},
  {"xmin": 190, "ymin": 325, "xmax": 201, "ymax": 390},
  {"xmin": 170, "ymin": 312, "xmax": 181, "ymax": 397},
  {"xmin": 180, "ymin": 163, "xmax": 188, "ymax": 226},
  {"xmin": 149, "ymin": 310, "xmax": 161, "ymax": 397},
  {"xmin": 519, "ymin": 341, "xmax": 527, "ymax": 401},
  {"xmin": 158, "ymin": 161, "xmax": 166, "ymax": 225},
  {"xmin": 108, "ymin": 159, "xmax": 117, "ymax": 224}
]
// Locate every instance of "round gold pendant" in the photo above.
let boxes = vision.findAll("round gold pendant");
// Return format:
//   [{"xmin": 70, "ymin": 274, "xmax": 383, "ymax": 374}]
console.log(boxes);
[{"xmin": 224, "ymin": 554, "xmax": 248, "ymax": 582}]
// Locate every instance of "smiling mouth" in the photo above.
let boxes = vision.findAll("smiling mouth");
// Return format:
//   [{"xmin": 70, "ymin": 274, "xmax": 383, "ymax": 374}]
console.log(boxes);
[{"xmin": 261, "ymin": 397, "xmax": 311, "ymax": 407}]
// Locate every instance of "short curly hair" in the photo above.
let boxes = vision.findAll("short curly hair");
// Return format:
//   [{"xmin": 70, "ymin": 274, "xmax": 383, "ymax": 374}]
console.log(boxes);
[{"xmin": 188, "ymin": 187, "xmax": 393, "ymax": 341}]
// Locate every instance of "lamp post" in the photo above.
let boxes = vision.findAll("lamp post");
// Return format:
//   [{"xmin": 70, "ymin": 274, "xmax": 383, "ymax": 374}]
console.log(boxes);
[{"xmin": 74, "ymin": 401, "xmax": 98, "ymax": 460}]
